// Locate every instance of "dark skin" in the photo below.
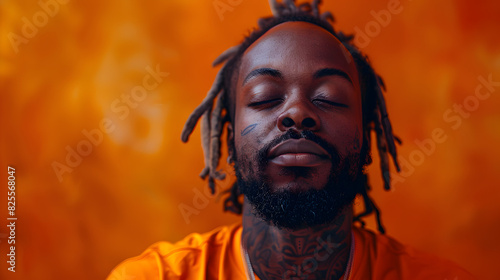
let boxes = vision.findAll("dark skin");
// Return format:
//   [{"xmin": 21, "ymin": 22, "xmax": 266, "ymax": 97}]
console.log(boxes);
[
  {"xmin": 241, "ymin": 200, "xmax": 353, "ymax": 279},
  {"xmin": 227, "ymin": 22, "xmax": 363, "ymax": 279}
]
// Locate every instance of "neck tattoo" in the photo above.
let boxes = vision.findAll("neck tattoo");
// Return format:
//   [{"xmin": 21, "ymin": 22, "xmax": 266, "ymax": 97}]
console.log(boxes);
[{"xmin": 241, "ymin": 231, "xmax": 355, "ymax": 280}]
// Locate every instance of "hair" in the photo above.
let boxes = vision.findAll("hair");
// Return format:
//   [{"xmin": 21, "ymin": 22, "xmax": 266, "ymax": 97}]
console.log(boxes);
[{"xmin": 180, "ymin": 0, "xmax": 401, "ymax": 234}]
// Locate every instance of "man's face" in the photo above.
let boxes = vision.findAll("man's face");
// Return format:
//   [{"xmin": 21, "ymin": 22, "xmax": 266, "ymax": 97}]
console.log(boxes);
[{"xmin": 231, "ymin": 22, "xmax": 365, "ymax": 229}]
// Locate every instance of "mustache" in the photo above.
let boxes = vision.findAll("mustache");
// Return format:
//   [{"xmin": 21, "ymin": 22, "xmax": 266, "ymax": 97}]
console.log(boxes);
[{"xmin": 257, "ymin": 130, "xmax": 341, "ymax": 166}]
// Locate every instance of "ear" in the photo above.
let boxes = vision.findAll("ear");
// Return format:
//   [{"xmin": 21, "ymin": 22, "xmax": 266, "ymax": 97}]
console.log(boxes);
[{"xmin": 226, "ymin": 122, "xmax": 235, "ymax": 163}]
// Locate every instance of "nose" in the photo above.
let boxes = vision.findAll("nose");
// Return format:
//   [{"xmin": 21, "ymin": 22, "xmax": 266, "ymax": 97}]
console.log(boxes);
[{"xmin": 277, "ymin": 97, "xmax": 321, "ymax": 132}]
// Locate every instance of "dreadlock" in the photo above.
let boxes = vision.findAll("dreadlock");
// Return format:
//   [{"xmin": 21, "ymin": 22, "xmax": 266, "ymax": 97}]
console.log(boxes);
[{"xmin": 181, "ymin": 0, "xmax": 401, "ymax": 234}]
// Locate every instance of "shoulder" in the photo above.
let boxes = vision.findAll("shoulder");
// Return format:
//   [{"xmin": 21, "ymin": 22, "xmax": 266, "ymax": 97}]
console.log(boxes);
[
  {"xmin": 107, "ymin": 223, "xmax": 243, "ymax": 280},
  {"xmin": 352, "ymin": 227, "xmax": 476, "ymax": 280}
]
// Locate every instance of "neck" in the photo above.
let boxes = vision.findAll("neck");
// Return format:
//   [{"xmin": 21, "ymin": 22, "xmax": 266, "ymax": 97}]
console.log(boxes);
[{"xmin": 241, "ymin": 197, "xmax": 353, "ymax": 280}]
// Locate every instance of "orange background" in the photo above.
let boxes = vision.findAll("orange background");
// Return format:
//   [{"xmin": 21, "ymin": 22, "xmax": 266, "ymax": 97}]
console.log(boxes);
[{"xmin": 1, "ymin": 0, "xmax": 499, "ymax": 279}]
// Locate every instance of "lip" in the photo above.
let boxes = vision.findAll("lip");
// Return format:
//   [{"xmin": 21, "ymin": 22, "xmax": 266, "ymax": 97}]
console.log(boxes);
[{"xmin": 268, "ymin": 139, "xmax": 330, "ymax": 167}]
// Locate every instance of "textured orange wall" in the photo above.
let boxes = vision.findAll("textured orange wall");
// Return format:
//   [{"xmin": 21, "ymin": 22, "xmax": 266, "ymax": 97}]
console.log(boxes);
[{"xmin": 1, "ymin": 0, "xmax": 499, "ymax": 279}]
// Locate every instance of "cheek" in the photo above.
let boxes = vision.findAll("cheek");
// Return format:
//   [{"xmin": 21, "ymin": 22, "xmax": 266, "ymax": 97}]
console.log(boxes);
[
  {"xmin": 233, "ymin": 112, "xmax": 273, "ymax": 178},
  {"xmin": 234, "ymin": 103, "xmax": 276, "ymax": 146},
  {"xmin": 345, "ymin": 93, "xmax": 363, "ymax": 153},
  {"xmin": 334, "ymin": 124, "xmax": 361, "ymax": 154},
  {"xmin": 234, "ymin": 110, "xmax": 266, "ymax": 157},
  {"xmin": 323, "ymin": 112, "xmax": 363, "ymax": 156},
  {"xmin": 325, "ymin": 87, "xmax": 363, "ymax": 154}
]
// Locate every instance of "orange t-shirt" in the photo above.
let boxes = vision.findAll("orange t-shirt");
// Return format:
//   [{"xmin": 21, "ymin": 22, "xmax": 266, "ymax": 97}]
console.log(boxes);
[{"xmin": 107, "ymin": 223, "xmax": 475, "ymax": 280}]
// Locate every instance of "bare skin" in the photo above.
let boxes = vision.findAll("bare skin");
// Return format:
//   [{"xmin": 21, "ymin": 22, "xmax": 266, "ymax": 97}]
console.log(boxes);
[
  {"xmin": 228, "ymin": 22, "xmax": 363, "ymax": 280},
  {"xmin": 242, "ymin": 199, "xmax": 353, "ymax": 279}
]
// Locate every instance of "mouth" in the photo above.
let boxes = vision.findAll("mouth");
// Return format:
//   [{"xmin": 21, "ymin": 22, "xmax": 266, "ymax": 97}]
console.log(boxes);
[{"xmin": 268, "ymin": 139, "xmax": 331, "ymax": 167}]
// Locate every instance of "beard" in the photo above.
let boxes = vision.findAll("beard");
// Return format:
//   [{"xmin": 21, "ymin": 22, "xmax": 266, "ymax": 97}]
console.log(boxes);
[{"xmin": 233, "ymin": 129, "xmax": 368, "ymax": 230}]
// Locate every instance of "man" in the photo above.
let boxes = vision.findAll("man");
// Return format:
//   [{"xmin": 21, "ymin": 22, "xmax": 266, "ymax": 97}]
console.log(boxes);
[{"xmin": 108, "ymin": 1, "xmax": 474, "ymax": 279}]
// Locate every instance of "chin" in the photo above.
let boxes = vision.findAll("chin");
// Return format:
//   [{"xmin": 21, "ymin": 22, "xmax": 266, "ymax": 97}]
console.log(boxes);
[{"xmin": 272, "ymin": 180, "xmax": 325, "ymax": 193}]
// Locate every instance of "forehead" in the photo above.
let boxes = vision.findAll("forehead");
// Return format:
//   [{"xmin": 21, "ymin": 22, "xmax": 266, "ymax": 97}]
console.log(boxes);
[{"xmin": 238, "ymin": 21, "xmax": 359, "ymax": 86}]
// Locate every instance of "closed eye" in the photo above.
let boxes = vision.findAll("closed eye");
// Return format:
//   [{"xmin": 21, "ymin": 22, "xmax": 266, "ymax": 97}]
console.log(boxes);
[
  {"xmin": 313, "ymin": 99, "xmax": 348, "ymax": 108},
  {"xmin": 248, "ymin": 98, "xmax": 283, "ymax": 107}
]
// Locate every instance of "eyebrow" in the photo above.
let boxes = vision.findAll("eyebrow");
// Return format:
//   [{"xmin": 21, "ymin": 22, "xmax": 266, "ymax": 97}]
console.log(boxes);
[
  {"xmin": 242, "ymin": 68, "xmax": 283, "ymax": 86},
  {"xmin": 242, "ymin": 67, "xmax": 353, "ymax": 86},
  {"xmin": 313, "ymin": 68, "xmax": 353, "ymax": 85}
]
